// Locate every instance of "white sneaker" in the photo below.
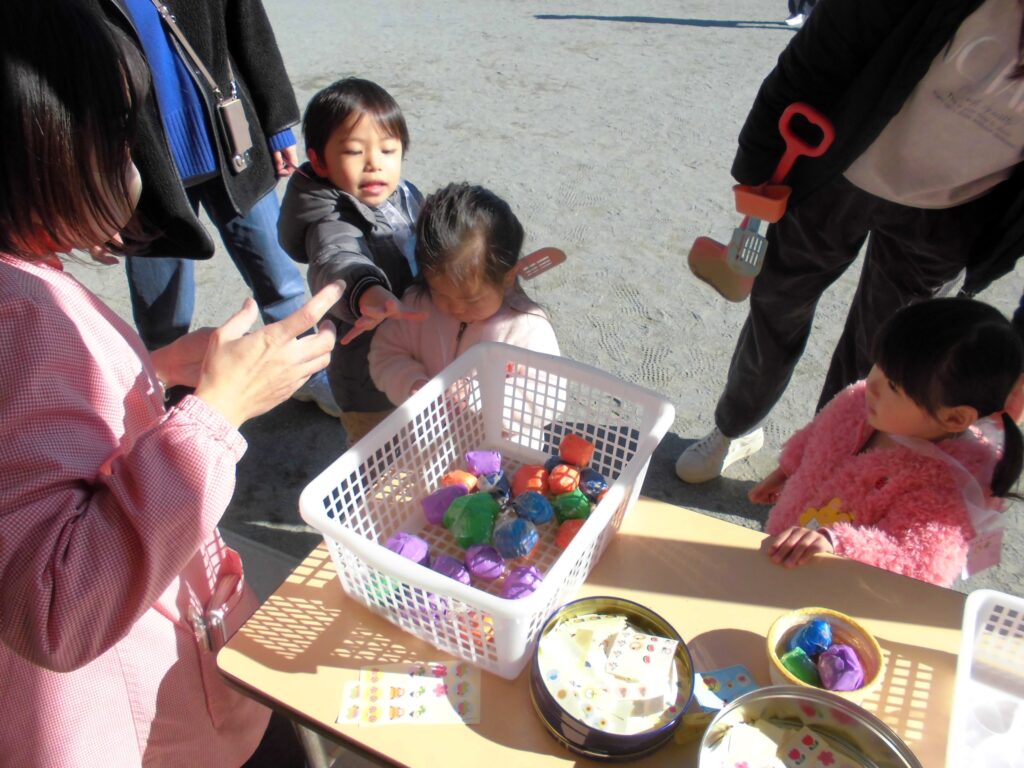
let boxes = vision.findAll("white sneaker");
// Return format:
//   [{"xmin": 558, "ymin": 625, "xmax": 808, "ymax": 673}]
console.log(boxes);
[
  {"xmin": 293, "ymin": 370, "xmax": 342, "ymax": 418},
  {"xmin": 785, "ymin": 13, "xmax": 806, "ymax": 27},
  {"xmin": 675, "ymin": 427, "xmax": 764, "ymax": 483}
]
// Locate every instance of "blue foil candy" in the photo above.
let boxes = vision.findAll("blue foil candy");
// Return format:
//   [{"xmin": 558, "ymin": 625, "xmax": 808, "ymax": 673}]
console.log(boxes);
[
  {"xmin": 543, "ymin": 455, "xmax": 564, "ymax": 472},
  {"xmin": 513, "ymin": 490, "xmax": 554, "ymax": 524},
  {"xmin": 578, "ymin": 468, "xmax": 609, "ymax": 500},
  {"xmin": 493, "ymin": 517, "xmax": 540, "ymax": 559},
  {"xmin": 788, "ymin": 619, "xmax": 833, "ymax": 658},
  {"xmin": 478, "ymin": 471, "xmax": 511, "ymax": 502}
]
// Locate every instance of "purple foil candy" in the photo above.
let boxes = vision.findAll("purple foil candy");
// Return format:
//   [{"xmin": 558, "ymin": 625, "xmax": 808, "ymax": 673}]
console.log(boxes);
[
  {"xmin": 384, "ymin": 532, "xmax": 431, "ymax": 567},
  {"xmin": 421, "ymin": 484, "xmax": 468, "ymax": 525},
  {"xmin": 465, "ymin": 544, "xmax": 505, "ymax": 581},
  {"xmin": 478, "ymin": 471, "xmax": 511, "ymax": 502},
  {"xmin": 788, "ymin": 619, "xmax": 833, "ymax": 658},
  {"xmin": 465, "ymin": 450, "xmax": 502, "ymax": 476},
  {"xmin": 818, "ymin": 644, "xmax": 865, "ymax": 692},
  {"xmin": 578, "ymin": 468, "xmax": 609, "ymax": 501},
  {"xmin": 431, "ymin": 554, "xmax": 471, "ymax": 585},
  {"xmin": 500, "ymin": 565, "xmax": 543, "ymax": 599},
  {"xmin": 513, "ymin": 491, "xmax": 554, "ymax": 524},
  {"xmin": 493, "ymin": 517, "xmax": 539, "ymax": 559}
]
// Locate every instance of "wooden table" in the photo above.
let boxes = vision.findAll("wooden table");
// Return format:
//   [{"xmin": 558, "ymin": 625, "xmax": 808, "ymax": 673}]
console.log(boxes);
[{"xmin": 218, "ymin": 497, "xmax": 965, "ymax": 767}]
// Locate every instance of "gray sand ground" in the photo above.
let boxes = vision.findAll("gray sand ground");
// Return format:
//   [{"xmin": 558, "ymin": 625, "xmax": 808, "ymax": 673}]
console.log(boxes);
[{"xmin": 69, "ymin": 0, "xmax": 1023, "ymax": 598}]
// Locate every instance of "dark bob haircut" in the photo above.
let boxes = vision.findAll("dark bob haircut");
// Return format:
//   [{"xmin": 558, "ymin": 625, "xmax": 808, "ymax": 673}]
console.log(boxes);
[
  {"xmin": 0, "ymin": 0, "xmax": 146, "ymax": 260},
  {"xmin": 874, "ymin": 297, "xmax": 1024, "ymax": 496},
  {"xmin": 302, "ymin": 78, "xmax": 410, "ymax": 160},
  {"xmin": 415, "ymin": 183, "xmax": 525, "ymax": 288}
]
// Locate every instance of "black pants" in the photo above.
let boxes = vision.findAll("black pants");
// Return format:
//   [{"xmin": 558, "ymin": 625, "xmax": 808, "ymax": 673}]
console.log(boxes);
[{"xmin": 715, "ymin": 175, "xmax": 988, "ymax": 438}]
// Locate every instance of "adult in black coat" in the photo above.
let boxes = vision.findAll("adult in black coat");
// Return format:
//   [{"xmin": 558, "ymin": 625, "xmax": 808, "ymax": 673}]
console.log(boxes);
[{"xmin": 678, "ymin": 0, "xmax": 1024, "ymax": 483}]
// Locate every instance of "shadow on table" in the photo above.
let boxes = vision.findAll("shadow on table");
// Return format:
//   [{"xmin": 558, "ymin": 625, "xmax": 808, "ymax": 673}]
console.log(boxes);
[{"xmin": 587, "ymin": 532, "xmax": 964, "ymax": 633}]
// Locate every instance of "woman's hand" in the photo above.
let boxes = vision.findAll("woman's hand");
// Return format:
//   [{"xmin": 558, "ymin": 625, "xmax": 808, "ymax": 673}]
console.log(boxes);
[
  {"xmin": 150, "ymin": 328, "xmax": 215, "ymax": 388},
  {"xmin": 193, "ymin": 282, "xmax": 343, "ymax": 427},
  {"xmin": 748, "ymin": 467, "xmax": 788, "ymax": 504},
  {"xmin": 339, "ymin": 285, "xmax": 427, "ymax": 345},
  {"xmin": 762, "ymin": 526, "xmax": 834, "ymax": 568}
]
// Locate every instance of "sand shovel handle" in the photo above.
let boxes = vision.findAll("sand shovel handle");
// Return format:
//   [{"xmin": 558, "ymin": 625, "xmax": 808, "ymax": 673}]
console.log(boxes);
[{"xmin": 771, "ymin": 103, "xmax": 835, "ymax": 184}]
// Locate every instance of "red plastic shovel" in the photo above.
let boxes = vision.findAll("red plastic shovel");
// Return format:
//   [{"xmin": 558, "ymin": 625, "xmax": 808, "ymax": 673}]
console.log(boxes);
[{"xmin": 689, "ymin": 103, "xmax": 835, "ymax": 302}]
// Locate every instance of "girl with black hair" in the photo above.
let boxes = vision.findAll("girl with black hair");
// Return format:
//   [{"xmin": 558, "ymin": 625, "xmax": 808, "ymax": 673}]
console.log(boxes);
[{"xmin": 752, "ymin": 298, "xmax": 1023, "ymax": 587}]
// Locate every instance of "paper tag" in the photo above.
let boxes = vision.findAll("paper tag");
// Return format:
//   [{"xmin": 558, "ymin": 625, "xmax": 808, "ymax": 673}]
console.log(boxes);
[
  {"xmin": 963, "ymin": 529, "xmax": 1003, "ymax": 579},
  {"xmin": 605, "ymin": 628, "xmax": 677, "ymax": 684},
  {"xmin": 336, "ymin": 661, "xmax": 480, "ymax": 726},
  {"xmin": 693, "ymin": 665, "xmax": 759, "ymax": 711}
]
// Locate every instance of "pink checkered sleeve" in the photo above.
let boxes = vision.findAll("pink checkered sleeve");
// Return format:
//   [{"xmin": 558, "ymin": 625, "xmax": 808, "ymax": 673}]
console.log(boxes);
[{"xmin": 0, "ymin": 280, "xmax": 246, "ymax": 673}]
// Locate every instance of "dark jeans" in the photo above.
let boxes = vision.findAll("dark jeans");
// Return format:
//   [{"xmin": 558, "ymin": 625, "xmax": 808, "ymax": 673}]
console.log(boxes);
[
  {"xmin": 125, "ymin": 180, "xmax": 306, "ymax": 350},
  {"xmin": 715, "ymin": 175, "xmax": 988, "ymax": 438}
]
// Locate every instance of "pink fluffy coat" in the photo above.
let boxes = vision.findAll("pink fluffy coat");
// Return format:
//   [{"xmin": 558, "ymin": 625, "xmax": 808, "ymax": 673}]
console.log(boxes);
[{"xmin": 766, "ymin": 381, "xmax": 1002, "ymax": 586}]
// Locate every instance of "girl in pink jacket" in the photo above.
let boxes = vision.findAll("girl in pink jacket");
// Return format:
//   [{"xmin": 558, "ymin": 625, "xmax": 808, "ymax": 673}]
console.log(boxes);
[
  {"xmin": 0, "ymin": 4, "xmax": 338, "ymax": 765},
  {"xmin": 369, "ymin": 183, "xmax": 561, "ymax": 405},
  {"xmin": 753, "ymin": 298, "xmax": 1023, "ymax": 587}
]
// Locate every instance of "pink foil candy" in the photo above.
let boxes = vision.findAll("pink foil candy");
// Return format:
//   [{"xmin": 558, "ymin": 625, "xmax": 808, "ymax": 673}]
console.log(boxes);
[{"xmin": 817, "ymin": 643, "xmax": 865, "ymax": 691}]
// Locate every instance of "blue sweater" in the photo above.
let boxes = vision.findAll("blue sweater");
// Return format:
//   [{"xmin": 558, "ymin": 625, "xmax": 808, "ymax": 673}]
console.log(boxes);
[{"xmin": 124, "ymin": 0, "xmax": 294, "ymax": 182}]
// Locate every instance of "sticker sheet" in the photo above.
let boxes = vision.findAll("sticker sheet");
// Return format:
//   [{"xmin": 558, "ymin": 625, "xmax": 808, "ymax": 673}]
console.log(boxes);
[{"xmin": 336, "ymin": 660, "xmax": 481, "ymax": 726}]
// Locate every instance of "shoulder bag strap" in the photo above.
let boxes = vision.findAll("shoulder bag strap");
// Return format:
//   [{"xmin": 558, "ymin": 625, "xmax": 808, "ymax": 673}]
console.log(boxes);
[{"xmin": 147, "ymin": 0, "xmax": 234, "ymax": 100}]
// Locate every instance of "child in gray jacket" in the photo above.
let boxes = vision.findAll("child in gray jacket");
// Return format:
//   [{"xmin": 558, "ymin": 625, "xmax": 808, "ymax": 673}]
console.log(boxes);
[{"xmin": 279, "ymin": 78, "xmax": 425, "ymax": 443}]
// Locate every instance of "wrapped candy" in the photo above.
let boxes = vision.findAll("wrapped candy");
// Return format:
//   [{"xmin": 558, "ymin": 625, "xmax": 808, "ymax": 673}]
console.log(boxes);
[
  {"xmin": 513, "ymin": 491, "xmax": 554, "ymax": 525},
  {"xmin": 548, "ymin": 464, "xmax": 581, "ymax": 494},
  {"xmin": 444, "ymin": 492, "xmax": 500, "ymax": 549},
  {"xmin": 553, "ymin": 489, "xmax": 591, "ymax": 523},
  {"xmin": 578, "ymin": 468, "xmax": 609, "ymax": 501},
  {"xmin": 788, "ymin": 619, "xmax": 833, "ymax": 658},
  {"xmin": 431, "ymin": 554, "xmax": 471, "ymax": 585},
  {"xmin": 384, "ymin": 532, "xmax": 431, "ymax": 567},
  {"xmin": 464, "ymin": 450, "xmax": 501, "ymax": 476},
  {"xmin": 493, "ymin": 517, "xmax": 540, "ymax": 560},
  {"xmin": 554, "ymin": 518, "xmax": 585, "ymax": 549},
  {"xmin": 543, "ymin": 455, "xmax": 564, "ymax": 473},
  {"xmin": 559, "ymin": 433, "xmax": 595, "ymax": 467},
  {"xmin": 477, "ymin": 471, "xmax": 511, "ymax": 502},
  {"xmin": 817, "ymin": 644, "xmax": 865, "ymax": 692},
  {"xmin": 465, "ymin": 544, "xmax": 505, "ymax": 581},
  {"xmin": 500, "ymin": 565, "xmax": 543, "ymax": 599},
  {"xmin": 512, "ymin": 464, "xmax": 549, "ymax": 497},
  {"xmin": 443, "ymin": 469, "xmax": 478, "ymax": 491},
  {"xmin": 779, "ymin": 647, "xmax": 822, "ymax": 687},
  {"xmin": 421, "ymin": 484, "xmax": 468, "ymax": 525}
]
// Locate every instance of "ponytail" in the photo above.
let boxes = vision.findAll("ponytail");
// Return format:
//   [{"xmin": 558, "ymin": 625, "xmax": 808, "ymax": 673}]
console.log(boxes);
[{"xmin": 991, "ymin": 412, "xmax": 1023, "ymax": 497}]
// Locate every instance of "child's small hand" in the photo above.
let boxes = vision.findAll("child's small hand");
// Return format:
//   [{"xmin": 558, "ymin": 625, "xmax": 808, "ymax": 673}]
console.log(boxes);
[
  {"xmin": 748, "ymin": 467, "xmax": 788, "ymax": 504},
  {"xmin": 340, "ymin": 285, "xmax": 427, "ymax": 345},
  {"xmin": 762, "ymin": 526, "xmax": 834, "ymax": 568}
]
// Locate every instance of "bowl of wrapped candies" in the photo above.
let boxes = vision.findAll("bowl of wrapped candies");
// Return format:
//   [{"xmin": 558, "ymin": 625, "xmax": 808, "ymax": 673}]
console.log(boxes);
[{"xmin": 766, "ymin": 607, "xmax": 884, "ymax": 704}]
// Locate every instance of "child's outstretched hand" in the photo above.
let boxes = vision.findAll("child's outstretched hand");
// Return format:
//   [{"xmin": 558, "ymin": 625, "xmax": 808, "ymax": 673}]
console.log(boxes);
[
  {"xmin": 748, "ymin": 467, "xmax": 788, "ymax": 504},
  {"xmin": 762, "ymin": 526, "xmax": 834, "ymax": 568},
  {"xmin": 340, "ymin": 285, "xmax": 427, "ymax": 345}
]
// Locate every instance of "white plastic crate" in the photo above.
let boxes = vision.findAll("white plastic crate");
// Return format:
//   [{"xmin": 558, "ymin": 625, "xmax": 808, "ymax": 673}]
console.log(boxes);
[
  {"xmin": 946, "ymin": 589, "xmax": 1024, "ymax": 767},
  {"xmin": 299, "ymin": 342, "xmax": 674, "ymax": 679}
]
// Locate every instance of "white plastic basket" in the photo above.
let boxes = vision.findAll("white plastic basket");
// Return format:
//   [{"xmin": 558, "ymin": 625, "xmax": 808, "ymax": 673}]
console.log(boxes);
[
  {"xmin": 299, "ymin": 342, "xmax": 674, "ymax": 679},
  {"xmin": 946, "ymin": 589, "xmax": 1024, "ymax": 767}
]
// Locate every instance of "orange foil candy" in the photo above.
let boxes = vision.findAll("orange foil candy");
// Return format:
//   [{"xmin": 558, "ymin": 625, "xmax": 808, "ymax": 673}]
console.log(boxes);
[
  {"xmin": 512, "ymin": 464, "xmax": 549, "ymax": 497},
  {"xmin": 559, "ymin": 433, "xmax": 595, "ymax": 467},
  {"xmin": 548, "ymin": 464, "xmax": 580, "ymax": 494},
  {"xmin": 443, "ymin": 470, "xmax": 478, "ymax": 491},
  {"xmin": 555, "ymin": 518, "xmax": 586, "ymax": 549}
]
